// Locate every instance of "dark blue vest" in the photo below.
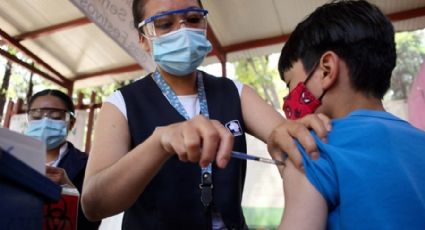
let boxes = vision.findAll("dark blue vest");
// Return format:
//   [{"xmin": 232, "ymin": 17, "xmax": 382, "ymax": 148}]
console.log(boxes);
[{"xmin": 119, "ymin": 72, "xmax": 248, "ymax": 230}]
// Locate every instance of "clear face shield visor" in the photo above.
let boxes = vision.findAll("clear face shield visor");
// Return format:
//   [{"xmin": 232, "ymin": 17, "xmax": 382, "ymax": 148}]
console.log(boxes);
[
  {"xmin": 138, "ymin": 7, "xmax": 208, "ymax": 39},
  {"xmin": 27, "ymin": 108, "xmax": 75, "ymax": 122}
]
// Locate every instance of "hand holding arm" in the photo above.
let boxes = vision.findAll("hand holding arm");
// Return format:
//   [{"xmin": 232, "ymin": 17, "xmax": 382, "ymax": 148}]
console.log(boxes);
[{"xmin": 268, "ymin": 114, "xmax": 331, "ymax": 169}]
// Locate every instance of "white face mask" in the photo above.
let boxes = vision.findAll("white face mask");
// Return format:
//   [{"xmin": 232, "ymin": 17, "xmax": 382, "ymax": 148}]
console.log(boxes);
[{"xmin": 152, "ymin": 28, "xmax": 212, "ymax": 76}]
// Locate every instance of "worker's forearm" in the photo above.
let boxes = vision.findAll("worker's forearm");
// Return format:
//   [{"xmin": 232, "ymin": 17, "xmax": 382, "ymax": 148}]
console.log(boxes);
[{"xmin": 81, "ymin": 131, "xmax": 170, "ymax": 220}]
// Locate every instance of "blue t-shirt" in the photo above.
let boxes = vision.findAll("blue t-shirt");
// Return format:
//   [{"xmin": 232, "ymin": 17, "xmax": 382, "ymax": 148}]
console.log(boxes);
[{"xmin": 299, "ymin": 110, "xmax": 425, "ymax": 229}]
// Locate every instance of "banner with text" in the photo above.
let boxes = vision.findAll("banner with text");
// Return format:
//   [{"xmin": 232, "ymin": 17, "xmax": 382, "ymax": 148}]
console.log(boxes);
[{"xmin": 70, "ymin": 0, "xmax": 155, "ymax": 72}]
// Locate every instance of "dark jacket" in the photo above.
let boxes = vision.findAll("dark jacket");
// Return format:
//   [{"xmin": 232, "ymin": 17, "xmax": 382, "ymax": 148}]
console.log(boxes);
[
  {"xmin": 58, "ymin": 141, "xmax": 100, "ymax": 230},
  {"xmin": 120, "ymin": 72, "xmax": 248, "ymax": 230}
]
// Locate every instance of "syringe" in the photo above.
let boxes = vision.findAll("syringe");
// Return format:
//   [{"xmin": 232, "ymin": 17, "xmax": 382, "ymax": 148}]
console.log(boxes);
[{"xmin": 231, "ymin": 151, "xmax": 285, "ymax": 165}]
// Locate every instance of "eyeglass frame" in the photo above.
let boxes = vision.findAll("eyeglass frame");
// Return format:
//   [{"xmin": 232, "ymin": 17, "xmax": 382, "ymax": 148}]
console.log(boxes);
[
  {"xmin": 27, "ymin": 107, "xmax": 75, "ymax": 122},
  {"xmin": 137, "ymin": 7, "xmax": 209, "ymax": 38}
]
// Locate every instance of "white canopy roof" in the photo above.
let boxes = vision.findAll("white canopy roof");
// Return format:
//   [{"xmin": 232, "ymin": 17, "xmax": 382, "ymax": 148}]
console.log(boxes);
[{"xmin": 0, "ymin": 0, "xmax": 424, "ymax": 90}]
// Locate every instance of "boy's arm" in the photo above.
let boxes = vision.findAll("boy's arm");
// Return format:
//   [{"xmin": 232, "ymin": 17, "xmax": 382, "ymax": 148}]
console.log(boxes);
[{"xmin": 279, "ymin": 160, "xmax": 328, "ymax": 230}]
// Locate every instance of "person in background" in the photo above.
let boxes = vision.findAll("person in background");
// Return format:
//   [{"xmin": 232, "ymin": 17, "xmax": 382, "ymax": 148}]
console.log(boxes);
[
  {"xmin": 268, "ymin": 1, "xmax": 425, "ymax": 229},
  {"xmin": 81, "ymin": 0, "xmax": 330, "ymax": 229},
  {"xmin": 26, "ymin": 89, "xmax": 100, "ymax": 230}
]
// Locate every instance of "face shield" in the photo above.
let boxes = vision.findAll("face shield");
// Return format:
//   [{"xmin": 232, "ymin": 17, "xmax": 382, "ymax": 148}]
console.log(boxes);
[{"xmin": 138, "ymin": 7, "xmax": 208, "ymax": 39}]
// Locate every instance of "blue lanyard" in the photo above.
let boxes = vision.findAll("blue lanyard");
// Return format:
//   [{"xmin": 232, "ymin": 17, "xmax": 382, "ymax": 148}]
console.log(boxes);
[{"xmin": 152, "ymin": 71, "xmax": 212, "ymax": 175}]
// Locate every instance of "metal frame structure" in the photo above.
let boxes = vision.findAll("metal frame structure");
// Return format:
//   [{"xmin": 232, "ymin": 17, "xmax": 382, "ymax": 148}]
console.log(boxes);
[{"xmin": 1, "ymin": 5, "xmax": 425, "ymax": 95}]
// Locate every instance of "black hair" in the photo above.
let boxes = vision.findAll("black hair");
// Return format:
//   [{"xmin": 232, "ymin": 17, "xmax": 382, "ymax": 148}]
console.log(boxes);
[
  {"xmin": 278, "ymin": 0, "xmax": 396, "ymax": 99},
  {"xmin": 28, "ymin": 89, "xmax": 75, "ymax": 117},
  {"xmin": 132, "ymin": 0, "xmax": 204, "ymax": 30}
]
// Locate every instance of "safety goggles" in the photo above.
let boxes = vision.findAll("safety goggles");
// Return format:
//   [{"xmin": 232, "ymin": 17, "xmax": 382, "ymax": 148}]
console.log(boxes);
[
  {"xmin": 27, "ymin": 108, "xmax": 74, "ymax": 121},
  {"xmin": 138, "ymin": 7, "xmax": 208, "ymax": 39}
]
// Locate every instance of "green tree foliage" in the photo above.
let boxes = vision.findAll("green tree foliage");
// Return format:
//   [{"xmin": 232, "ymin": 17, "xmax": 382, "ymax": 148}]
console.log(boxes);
[
  {"xmin": 234, "ymin": 55, "xmax": 287, "ymax": 109},
  {"xmin": 0, "ymin": 45, "xmax": 16, "ymax": 119},
  {"xmin": 0, "ymin": 60, "xmax": 11, "ymax": 117},
  {"xmin": 233, "ymin": 30, "xmax": 425, "ymax": 105},
  {"xmin": 0, "ymin": 46, "xmax": 49, "ymax": 119},
  {"xmin": 390, "ymin": 29, "xmax": 425, "ymax": 100},
  {"xmin": 0, "ymin": 45, "xmax": 58, "ymax": 103}
]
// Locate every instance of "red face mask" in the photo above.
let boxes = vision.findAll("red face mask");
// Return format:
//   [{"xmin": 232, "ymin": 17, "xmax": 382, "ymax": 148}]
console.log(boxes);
[{"xmin": 282, "ymin": 64, "xmax": 325, "ymax": 120}]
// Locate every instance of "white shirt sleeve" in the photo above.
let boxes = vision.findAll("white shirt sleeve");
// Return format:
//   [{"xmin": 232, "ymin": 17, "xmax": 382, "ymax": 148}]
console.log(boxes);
[
  {"xmin": 232, "ymin": 79, "xmax": 243, "ymax": 96},
  {"xmin": 104, "ymin": 91, "xmax": 127, "ymax": 119},
  {"xmin": 103, "ymin": 79, "xmax": 244, "ymax": 121}
]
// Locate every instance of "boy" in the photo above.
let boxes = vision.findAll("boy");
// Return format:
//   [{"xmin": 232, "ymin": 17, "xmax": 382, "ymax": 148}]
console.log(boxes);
[{"xmin": 268, "ymin": 1, "xmax": 425, "ymax": 229}]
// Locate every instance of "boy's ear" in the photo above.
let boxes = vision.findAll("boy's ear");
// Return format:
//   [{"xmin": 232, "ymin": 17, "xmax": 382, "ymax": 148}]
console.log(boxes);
[{"xmin": 319, "ymin": 51, "xmax": 340, "ymax": 90}]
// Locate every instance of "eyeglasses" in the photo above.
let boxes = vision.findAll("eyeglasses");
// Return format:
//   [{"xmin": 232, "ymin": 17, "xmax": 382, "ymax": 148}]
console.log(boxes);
[
  {"xmin": 138, "ymin": 7, "xmax": 208, "ymax": 39},
  {"xmin": 27, "ymin": 108, "xmax": 74, "ymax": 121}
]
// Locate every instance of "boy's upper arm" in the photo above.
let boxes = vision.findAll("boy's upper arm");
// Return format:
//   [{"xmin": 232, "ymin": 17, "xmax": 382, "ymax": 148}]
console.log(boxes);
[
  {"xmin": 279, "ymin": 159, "xmax": 328, "ymax": 230},
  {"xmin": 279, "ymin": 141, "xmax": 338, "ymax": 230}
]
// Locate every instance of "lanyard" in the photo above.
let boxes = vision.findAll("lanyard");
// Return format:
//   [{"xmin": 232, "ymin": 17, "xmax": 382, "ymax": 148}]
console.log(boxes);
[{"xmin": 152, "ymin": 70, "xmax": 213, "ymax": 208}]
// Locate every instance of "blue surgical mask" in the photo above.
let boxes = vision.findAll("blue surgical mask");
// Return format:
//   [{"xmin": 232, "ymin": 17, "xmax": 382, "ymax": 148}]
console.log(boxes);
[
  {"xmin": 25, "ymin": 117, "xmax": 68, "ymax": 150},
  {"xmin": 152, "ymin": 28, "xmax": 212, "ymax": 76}
]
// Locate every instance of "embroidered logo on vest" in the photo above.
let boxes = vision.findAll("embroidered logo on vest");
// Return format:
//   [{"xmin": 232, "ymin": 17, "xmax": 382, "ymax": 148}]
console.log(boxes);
[{"xmin": 225, "ymin": 120, "xmax": 243, "ymax": 136}]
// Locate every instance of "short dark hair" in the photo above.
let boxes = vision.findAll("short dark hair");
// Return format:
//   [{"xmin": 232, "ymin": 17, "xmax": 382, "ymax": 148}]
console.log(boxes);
[
  {"xmin": 278, "ymin": 0, "xmax": 396, "ymax": 99},
  {"xmin": 132, "ymin": 0, "xmax": 204, "ymax": 29},
  {"xmin": 28, "ymin": 89, "xmax": 75, "ymax": 117}
]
